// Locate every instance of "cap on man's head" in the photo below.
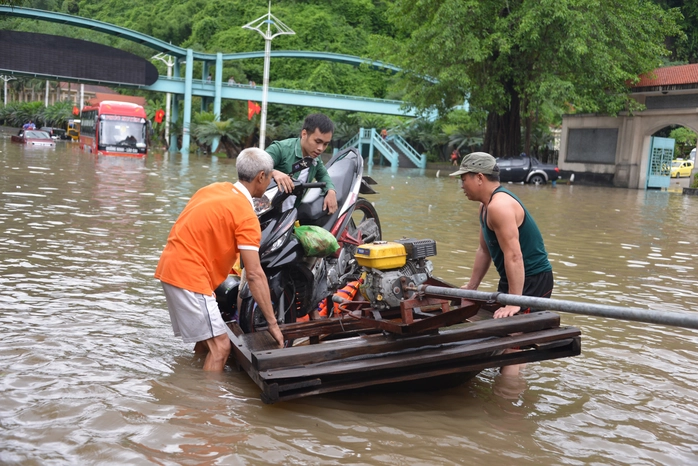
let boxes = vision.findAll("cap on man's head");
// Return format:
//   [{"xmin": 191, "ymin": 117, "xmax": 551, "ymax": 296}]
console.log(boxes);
[{"xmin": 449, "ymin": 152, "xmax": 499, "ymax": 177}]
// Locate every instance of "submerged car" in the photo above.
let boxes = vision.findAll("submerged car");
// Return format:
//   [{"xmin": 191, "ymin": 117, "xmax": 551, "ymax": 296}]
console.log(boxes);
[
  {"xmin": 11, "ymin": 129, "xmax": 56, "ymax": 147},
  {"xmin": 40, "ymin": 127, "xmax": 67, "ymax": 140},
  {"xmin": 496, "ymin": 156, "xmax": 560, "ymax": 184},
  {"xmin": 670, "ymin": 160, "xmax": 694, "ymax": 178}
]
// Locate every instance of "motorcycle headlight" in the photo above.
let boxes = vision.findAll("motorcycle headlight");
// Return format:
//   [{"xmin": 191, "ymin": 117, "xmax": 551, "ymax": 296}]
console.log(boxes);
[
  {"xmin": 262, "ymin": 229, "xmax": 291, "ymax": 257},
  {"xmin": 270, "ymin": 230, "xmax": 290, "ymax": 252}
]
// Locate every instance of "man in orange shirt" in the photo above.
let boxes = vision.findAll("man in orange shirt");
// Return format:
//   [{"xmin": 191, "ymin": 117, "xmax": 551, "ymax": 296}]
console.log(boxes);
[{"xmin": 155, "ymin": 148, "xmax": 284, "ymax": 371}]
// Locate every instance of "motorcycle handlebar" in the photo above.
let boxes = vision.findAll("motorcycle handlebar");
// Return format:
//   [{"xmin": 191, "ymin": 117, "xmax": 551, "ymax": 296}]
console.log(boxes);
[{"xmin": 296, "ymin": 182, "xmax": 326, "ymax": 190}]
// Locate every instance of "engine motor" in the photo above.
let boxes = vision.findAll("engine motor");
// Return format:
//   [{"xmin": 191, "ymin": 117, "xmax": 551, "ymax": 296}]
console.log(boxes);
[{"xmin": 355, "ymin": 238, "xmax": 437, "ymax": 310}]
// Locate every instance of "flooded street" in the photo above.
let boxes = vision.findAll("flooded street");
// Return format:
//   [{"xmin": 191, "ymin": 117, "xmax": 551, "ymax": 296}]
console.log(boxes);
[{"xmin": 2, "ymin": 131, "xmax": 698, "ymax": 465}]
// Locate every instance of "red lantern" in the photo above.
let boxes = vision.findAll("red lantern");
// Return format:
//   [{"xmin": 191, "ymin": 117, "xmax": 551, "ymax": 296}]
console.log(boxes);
[
  {"xmin": 155, "ymin": 109, "xmax": 165, "ymax": 124},
  {"xmin": 72, "ymin": 106, "xmax": 79, "ymax": 116}
]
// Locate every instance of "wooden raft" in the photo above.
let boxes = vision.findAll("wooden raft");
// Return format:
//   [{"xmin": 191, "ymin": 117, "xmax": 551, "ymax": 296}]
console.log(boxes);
[{"xmin": 226, "ymin": 300, "xmax": 581, "ymax": 404}]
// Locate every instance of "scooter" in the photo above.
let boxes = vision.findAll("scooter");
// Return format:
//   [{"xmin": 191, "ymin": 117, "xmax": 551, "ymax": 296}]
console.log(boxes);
[{"xmin": 215, "ymin": 147, "xmax": 381, "ymax": 337}]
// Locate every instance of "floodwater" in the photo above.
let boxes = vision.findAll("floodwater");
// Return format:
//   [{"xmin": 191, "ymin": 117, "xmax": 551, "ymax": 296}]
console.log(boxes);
[{"xmin": 1, "ymin": 131, "xmax": 698, "ymax": 465}]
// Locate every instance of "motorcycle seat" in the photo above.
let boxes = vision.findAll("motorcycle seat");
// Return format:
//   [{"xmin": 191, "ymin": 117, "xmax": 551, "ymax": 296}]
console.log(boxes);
[{"xmin": 297, "ymin": 150, "xmax": 360, "ymax": 230}]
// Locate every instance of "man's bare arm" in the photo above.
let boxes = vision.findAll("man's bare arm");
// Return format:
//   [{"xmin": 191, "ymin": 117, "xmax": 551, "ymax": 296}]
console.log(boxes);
[
  {"xmin": 464, "ymin": 223, "xmax": 491, "ymax": 290},
  {"xmin": 239, "ymin": 249, "xmax": 284, "ymax": 346},
  {"xmin": 487, "ymin": 198, "xmax": 525, "ymax": 318}
]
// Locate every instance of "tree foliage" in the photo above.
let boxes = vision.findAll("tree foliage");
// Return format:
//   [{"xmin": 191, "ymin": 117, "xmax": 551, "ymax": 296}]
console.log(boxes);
[
  {"xmin": 669, "ymin": 126, "xmax": 697, "ymax": 157},
  {"xmin": 387, "ymin": 0, "xmax": 683, "ymax": 157}
]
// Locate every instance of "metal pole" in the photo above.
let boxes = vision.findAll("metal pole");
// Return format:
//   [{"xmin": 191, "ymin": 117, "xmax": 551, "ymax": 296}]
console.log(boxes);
[
  {"xmin": 79, "ymin": 83, "xmax": 84, "ymax": 112},
  {"xmin": 242, "ymin": 3, "xmax": 295, "ymax": 150},
  {"xmin": 151, "ymin": 53, "xmax": 175, "ymax": 148},
  {"xmin": 260, "ymin": 37, "xmax": 271, "ymax": 150},
  {"xmin": 416, "ymin": 285, "xmax": 698, "ymax": 330},
  {"xmin": 1, "ymin": 75, "xmax": 16, "ymax": 105},
  {"xmin": 165, "ymin": 61, "xmax": 171, "ymax": 144},
  {"xmin": 44, "ymin": 80, "xmax": 49, "ymax": 107}
]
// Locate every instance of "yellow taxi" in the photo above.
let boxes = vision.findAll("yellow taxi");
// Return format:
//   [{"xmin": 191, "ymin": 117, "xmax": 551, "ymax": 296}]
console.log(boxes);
[{"xmin": 671, "ymin": 160, "xmax": 694, "ymax": 178}]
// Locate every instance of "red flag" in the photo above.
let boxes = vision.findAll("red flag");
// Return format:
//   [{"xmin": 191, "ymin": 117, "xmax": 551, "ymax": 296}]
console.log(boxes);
[
  {"xmin": 155, "ymin": 109, "xmax": 165, "ymax": 124},
  {"xmin": 247, "ymin": 100, "xmax": 261, "ymax": 120},
  {"xmin": 72, "ymin": 106, "xmax": 79, "ymax": 116}
]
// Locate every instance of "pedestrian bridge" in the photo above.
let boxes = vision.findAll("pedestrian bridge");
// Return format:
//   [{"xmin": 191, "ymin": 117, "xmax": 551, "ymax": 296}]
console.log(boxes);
[{"xmin": 0, "ymin": 6, "xmax": 413, "ymax": 153}]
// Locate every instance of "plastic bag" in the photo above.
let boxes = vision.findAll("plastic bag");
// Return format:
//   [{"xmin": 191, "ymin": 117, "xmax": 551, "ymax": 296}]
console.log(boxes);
[{"xmin": 294, "ymin": 225, "xmax": 339, "ymax": 257}]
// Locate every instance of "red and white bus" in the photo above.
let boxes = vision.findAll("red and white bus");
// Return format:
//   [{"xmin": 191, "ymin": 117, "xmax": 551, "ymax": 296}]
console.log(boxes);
[{"xmin": 80, "ymin": 101, "xmax": 148, "ymax": 157}]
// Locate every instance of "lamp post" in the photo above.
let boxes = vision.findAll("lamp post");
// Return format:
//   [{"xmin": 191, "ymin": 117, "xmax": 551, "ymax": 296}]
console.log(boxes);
[
  {"xmin": 243, "ymin": 2, "xmax": 294, "ymax": 150},
  {"xmin": 1, "ymin": 75, "xmax": 16, "ymax": 105},
  {"xmin": 152, "ymin": 52, "xmax": 175, "ymax": 144}
]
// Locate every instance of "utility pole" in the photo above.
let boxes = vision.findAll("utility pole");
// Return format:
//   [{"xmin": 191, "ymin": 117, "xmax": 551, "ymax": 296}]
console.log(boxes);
[
  {"xmin": 152, "ymin": 53, "xmax": 175, "ymax": 144},
  {"xmin": 243, "ymin": 2, "xmax": 295, "ymax": 150},
  {"xmin": 1, "ymin": 75, "xmax": 16, "ymax": 105}
]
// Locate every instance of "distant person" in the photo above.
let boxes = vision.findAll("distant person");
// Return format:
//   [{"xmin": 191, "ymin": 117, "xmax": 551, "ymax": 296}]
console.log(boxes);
[
  {"xmin": 154, "ymin": 148, "xmax": 284, "ymax": 371},
  {"xmin": 124, "ymin": 135, "xmax": 137, "ymax": 146},
  {"xmin": 228, "ymin": 76, "xmax": 236, "ymax": 86},
  {"xmin": 265, "ymin": 113, "xmax": 337, "ymax": 215},
  {"xmin": 381, "ymin": 128, "xmax": 388, "ymax": 140},
  {"xmin": 450, "ymin": 152, "xmax": 553, "ymax": 377},
  {"xmin": 23, "ymin": 120, "xmax": 35, "ymax": 130},
  {"xmin": 207, "ymin": 74, "xmax": 212, "ymax": 83},
  {"xmin": 450, "ymin": 149, "xmax": 459, "ymax": 166},
  {"xmin": 249, "ymin": 80, "xmax": 256, "ymax": 88}
]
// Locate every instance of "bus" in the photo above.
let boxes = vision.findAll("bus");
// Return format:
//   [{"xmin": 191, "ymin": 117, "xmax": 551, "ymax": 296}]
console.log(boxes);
[{"xmin": 79, "ymin": 101, "xmax": 148, "ymax": 157}]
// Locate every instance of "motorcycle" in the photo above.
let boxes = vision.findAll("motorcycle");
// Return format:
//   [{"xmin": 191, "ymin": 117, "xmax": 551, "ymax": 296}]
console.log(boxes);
[{"xmin": 215, "ymin": 147, "xmax": 381, "ymax": 339}]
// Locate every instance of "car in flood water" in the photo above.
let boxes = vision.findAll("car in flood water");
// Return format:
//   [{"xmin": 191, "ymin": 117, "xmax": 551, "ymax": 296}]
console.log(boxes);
[
  {"xmin": 10, "ymin": 129, "xmax": 56, "ymax": 148},
  {"xmin": 670, "ymin": 159, "xmax": 694, "ymax": 178},
  {"xmin": 495, "ymin": 156, "xmax": 560, "ymax": 184},
  {"xmin": 40, "ymin": 127, "xmax": 68, "ymax": 140}
]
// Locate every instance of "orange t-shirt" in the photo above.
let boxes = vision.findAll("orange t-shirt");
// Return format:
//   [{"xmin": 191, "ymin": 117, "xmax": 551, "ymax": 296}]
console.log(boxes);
[{"xmin": 154, "ymin": 182, "xmax": 261, "ymax": 295}]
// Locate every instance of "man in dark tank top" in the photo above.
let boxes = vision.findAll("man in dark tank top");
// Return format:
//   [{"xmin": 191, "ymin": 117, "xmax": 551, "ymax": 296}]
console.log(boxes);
[{"xmin": 450, "ymin": 152, "xmax": 553, "ymax": 376}]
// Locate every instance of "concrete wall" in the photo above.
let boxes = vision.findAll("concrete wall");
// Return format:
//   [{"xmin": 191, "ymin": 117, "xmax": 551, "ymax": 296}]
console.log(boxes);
[{"xmin": 560, "ymin": 107, "xmax": 698, "ymax": 188}]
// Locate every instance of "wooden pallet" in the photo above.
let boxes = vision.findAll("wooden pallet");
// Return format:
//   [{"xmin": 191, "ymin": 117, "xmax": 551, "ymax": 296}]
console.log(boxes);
[{"xmin": 226, "ymin": 310, "xmax": 581, "ymax": 404}]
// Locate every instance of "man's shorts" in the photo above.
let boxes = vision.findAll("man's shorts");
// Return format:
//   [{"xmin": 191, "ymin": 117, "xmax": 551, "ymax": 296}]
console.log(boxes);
[
  {"xmin": 161, "ymin": 282, "xmax": 228, "ymax": 343},
  {"xmin": 497, "ymin": 270, "xmax": 554, "ymax": 314}
]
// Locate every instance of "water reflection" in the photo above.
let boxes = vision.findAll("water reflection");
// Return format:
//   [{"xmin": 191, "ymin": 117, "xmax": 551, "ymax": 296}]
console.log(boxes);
[{"xmin": 1, "ymin": 134, "xmax": 698, "ymax": 464}]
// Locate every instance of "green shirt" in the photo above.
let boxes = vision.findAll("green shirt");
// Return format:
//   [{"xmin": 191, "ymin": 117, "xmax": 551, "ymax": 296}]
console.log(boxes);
[{"xmin": 265, "ymin": 137, "xmax": 335, "ymax": 194}]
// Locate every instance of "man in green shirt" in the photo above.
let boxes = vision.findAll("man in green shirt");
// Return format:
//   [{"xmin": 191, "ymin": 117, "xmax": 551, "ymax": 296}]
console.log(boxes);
[{"xmin": 265, "ymin": 113, "xmax": 338, "ymax": 214}]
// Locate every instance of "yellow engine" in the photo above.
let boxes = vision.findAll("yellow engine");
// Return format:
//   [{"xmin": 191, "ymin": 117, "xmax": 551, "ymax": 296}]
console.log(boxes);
[
  {"xmin": 355, "ymin": 238, "xmax": 438, "ymax": 310},
  {"xmin": 354, "ymin": 241, "xmax": 407, "ymax": 270}
]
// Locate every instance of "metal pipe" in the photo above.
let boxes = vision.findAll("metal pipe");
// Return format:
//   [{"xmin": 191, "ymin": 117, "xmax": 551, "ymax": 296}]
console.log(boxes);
[{"xmin": 416, "ymin": 285, "xmax": 698, "ymax": 330}]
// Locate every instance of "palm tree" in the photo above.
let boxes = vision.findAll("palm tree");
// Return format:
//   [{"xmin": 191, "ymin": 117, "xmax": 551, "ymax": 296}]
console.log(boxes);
[
  {"xmin": 191, "ymin": 119, "xmax": 244, "ymax": 158},
  {"xmin": 42, "ymin": 101, "xmax": 73, "ymax": 127}
]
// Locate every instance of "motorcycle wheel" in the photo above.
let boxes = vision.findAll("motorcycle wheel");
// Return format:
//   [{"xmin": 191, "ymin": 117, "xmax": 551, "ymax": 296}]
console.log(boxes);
[
  {"xmin": 350, "ymin": 198, "xmax": 382, "ymax": 242},
  {"xmin": 238, "ymin": 285, "xmax": 297, "ymax": 347}
]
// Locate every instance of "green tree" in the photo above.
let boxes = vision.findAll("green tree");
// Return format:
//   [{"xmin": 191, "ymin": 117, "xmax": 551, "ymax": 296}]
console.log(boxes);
[
  {"xmin": 669, "ymin": 126, "xmax": 697, "ymax": 157},
  {"xmin": 388, "ymin": 0, "xmax": 683, "ymax": 157}
]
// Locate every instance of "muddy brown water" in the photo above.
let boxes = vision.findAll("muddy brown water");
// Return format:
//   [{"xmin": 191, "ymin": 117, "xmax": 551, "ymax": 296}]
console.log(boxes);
[{"xmin": 1, "ymin": 131, "xmax": 698, "ymax": 464}]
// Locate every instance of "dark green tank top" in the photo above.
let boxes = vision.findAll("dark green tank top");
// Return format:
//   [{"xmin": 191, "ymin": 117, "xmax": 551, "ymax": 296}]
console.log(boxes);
[{"xmin": 479, "ymin": 186, "xmax": 552, "ymax": 279}]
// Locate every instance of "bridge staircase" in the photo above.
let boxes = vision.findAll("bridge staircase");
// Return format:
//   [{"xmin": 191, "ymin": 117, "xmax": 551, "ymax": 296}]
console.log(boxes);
[{"xmin": 340, "ymin": 128, "xmax": 426, "ymax": 169}]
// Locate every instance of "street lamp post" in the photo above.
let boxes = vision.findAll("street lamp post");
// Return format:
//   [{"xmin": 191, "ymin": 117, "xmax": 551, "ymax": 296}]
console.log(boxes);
[
  {"xmin": 1, "ymin": 75, "xmax": 16, "ymax": 105},
  {"xmin": 243, "ymin": 2, "xmax": 295, "ymax": 150},
  {"xmin": 152, "ymin": 53, "xmax": 175, "ymax": 144}
]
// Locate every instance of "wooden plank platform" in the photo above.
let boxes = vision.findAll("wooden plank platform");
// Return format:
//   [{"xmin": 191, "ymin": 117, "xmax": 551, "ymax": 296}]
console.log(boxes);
[{"xmin": 226, "ymin": 310, "xmax": 582, "ymax": 404}]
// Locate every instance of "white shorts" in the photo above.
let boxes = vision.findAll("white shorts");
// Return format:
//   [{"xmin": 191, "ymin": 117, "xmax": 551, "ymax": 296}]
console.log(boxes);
[{"xmin": 160, "ymin": 282, "xmax": 228, "ymax": 343}]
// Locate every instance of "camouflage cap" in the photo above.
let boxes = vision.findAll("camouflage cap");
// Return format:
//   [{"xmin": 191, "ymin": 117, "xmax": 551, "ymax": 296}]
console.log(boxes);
[{"xmin": 449, "ymin": 152, "xmax": 499, "ymax": 176}]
